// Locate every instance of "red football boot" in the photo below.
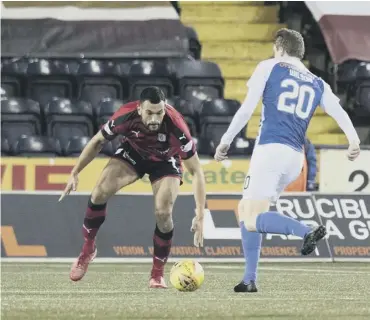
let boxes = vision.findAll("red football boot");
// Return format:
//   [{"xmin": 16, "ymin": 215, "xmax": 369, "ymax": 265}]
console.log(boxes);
[
  {"xmin": 70, "ymin": 242, "xmax": 97, "ymax": 281},
  {"xmin": 149, "ymin": 276, "xmax": 168, "ymax": 288},
  {"xmin": 149, "ymin": 258, "xmax": 168, "ymax": 288}
]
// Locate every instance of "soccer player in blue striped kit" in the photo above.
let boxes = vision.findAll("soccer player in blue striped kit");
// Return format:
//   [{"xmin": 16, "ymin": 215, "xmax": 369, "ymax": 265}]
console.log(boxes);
[{"xmin": 215, "ymin": 28, "xmax": 361, "ymax": 292}]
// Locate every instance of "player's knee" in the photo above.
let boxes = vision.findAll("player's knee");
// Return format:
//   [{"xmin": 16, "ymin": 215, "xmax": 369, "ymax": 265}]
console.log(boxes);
[
  {"xmin": 91, "ymin": 186, "xmax": 111, "ymax": 204},
  {"xmin": 154, "ymin": 207, "xmax": 173, "ymax": 233},
  {"xmin": 238, "ymin": 199, "xmax": 270, "ymax": 232}
]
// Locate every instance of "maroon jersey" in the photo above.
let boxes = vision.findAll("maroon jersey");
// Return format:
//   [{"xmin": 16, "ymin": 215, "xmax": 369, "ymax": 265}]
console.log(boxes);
[{"xmin": 101, "ymin": 101, "xmax": 196, "ymax": 161}]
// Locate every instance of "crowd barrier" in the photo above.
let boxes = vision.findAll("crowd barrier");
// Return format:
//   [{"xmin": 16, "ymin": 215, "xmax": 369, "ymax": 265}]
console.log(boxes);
[{"xmin": 1, "ymin": 192, "xmax": 369, "ymax": 262}]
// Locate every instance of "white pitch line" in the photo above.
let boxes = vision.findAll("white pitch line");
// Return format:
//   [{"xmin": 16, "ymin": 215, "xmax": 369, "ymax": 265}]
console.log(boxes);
[
  {"xmin": 2, "ymin": 290, "xmax": 158, "ymax": 294},
  {"xmin": 2, "ymin": 267, "xmax": 369, "ymax": 275},
  {"xmin": 0, "ymin": 271, "xmax": 149, "ymax": 275},
  {"xmin": 207, "ymin": 266, "xmax": 370, "ymax": 274},
  {"xmin": 2, "ymin": 269, "xmax": 367, "ymax": 276}
]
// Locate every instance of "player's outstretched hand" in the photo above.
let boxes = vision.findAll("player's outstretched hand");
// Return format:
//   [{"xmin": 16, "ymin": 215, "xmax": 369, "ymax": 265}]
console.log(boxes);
[
  {"xmin": 347, "ymin": 142, "xmax": 360, "ymax": 161},
  {"xmin": 191, "ymin": 211, "xmax": 206, "ymax": 248},
  {"xmin": 214, "ymin": 144, "xmax": 230, "ymax": 162},
  {"xmin": 59, "ymin": 173, "xmax": 79, "ymax": 202}
]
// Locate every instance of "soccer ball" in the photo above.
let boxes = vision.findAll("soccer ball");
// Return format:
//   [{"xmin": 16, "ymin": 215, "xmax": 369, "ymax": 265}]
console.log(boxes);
[{"xmin": 170, "ymin": 260, "xmax": 204, "ymax": 292}]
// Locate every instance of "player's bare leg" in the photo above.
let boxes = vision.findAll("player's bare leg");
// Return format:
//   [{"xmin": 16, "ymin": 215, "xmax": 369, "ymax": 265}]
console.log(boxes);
[
  {"xmin": 149, "ymin": 177, "xmax": 180, "ymax": 288},
  {"xmin": 70, "ymin": 159, "xmax": 138, "ymax": 281}
]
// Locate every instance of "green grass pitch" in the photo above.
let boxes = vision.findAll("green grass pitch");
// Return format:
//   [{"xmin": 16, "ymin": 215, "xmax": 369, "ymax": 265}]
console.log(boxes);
[{"xmin": 2, "ymin": 262, "xmax": 370, "ymax": 319}]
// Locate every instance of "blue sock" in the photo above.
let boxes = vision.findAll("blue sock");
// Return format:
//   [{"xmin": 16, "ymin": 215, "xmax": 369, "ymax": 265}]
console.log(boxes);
[
  {"xmin": 256, "ymin": 211, "xmax": 311, "ymax": 238},
  {"xmin": 240, "ymin": 221, "xmax": 262, "ymax": 284}
]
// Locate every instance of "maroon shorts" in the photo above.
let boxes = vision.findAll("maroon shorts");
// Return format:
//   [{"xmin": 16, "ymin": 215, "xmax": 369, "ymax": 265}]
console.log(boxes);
[{"xmin": 112, "ymin": 141, "xmax": 183, "ymax": 185}]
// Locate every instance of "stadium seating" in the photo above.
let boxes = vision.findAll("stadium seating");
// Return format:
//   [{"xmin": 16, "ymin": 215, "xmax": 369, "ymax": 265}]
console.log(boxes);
[
  {"xmin": 13, "ymin": 136, "xmax": 62, "ymax": 157},
  {"xmin": 175, "ymin": 60, "xmax": 224, "ymax": 102},
  {"xmin": 167, "ymin": 97, "xmax": 197, "ymax": 136},
  {"xmin": 1, "ymin": 59, "xmax": 28, "ymax": 97},
  {"xmin": 97, "ymin": 98, "xmax": 125, "ymax": 127},
  {"xmin": 1, "ymin": 136, "xmax": 11, "ymax": 156},
  {"xmin": 44, "ymin": 98, "xmax": 94, "ymax": 144},
  {"xmin": 200, "ymin": 98, "xmax": 241, "ymax": 137},
  {"xmin": 185, "ymin": 25, "xmax": 202, "ymax": 60},
  {"xmin": 1, "ymin": 97, "xmax": 42, "ymax": 144},
  {"xmin": 63, "ymin": 136, "xmax": 115, "ymax": 157},
  {"xmin": 77, "ymin": 60, "xmax": 125, "ymax": 109},
  {"xmin": 63, "ymin": 136, "xmax": 90, "ymax": 156},
  {"xmin": 354, "ymin": 63, "xmax": 370, "ymax": 119},
  {"xmin": 100, "ymin": 140, "xmax": 116, "ymax": 157},
  {"xmin": 26, "ymin": 59, "xmax": 74, "ymax": 107},
  {"xmin": 355, "ymin": 82, "xmax": 370, "ymax": 115},
  {"xmin": 198, "ymin": 99, "xmax": 252, "ymax": 155},
  {"xmin": 128, "ymin": 60, "xmax": 174, "ymax": 100},
  {"xmin": 2, "ymin": 3, "xmax": 368, "ymax": 156}
]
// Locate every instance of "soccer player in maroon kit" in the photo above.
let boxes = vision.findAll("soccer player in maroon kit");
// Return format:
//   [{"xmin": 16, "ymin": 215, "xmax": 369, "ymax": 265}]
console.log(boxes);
[{"xmin": 59, "ymin": 87, "xmax": 206, "ymax": 288}]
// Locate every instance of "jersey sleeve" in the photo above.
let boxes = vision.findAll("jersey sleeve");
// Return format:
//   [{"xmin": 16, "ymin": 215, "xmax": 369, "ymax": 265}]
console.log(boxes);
[
  {"xmin": 220, "ymin": 60, "xmax": 273, "ymax": 145},
  {"xmin": 100, "ymin": 106, "xmax": 132, "ymax": 141},
  {"xmin": 320, "ymin": 81, "xmax": 340, "ymax": 110},
  {"xmin": 246, "ymin": 60, "xmax": 271, "ymax": 92},
  {"xmin": 171, "ymin": 114, "xmax": 196, "ymax": 160},
  {"xmin": 320, "ymin": 81, "xmax": 360, "ymax": 144}
]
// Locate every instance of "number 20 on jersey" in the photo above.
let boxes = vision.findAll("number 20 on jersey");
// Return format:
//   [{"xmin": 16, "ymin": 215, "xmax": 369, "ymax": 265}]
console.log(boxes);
[{"xmin": 277, "ymin": 79, "xmax": 316, "ymax": 119}]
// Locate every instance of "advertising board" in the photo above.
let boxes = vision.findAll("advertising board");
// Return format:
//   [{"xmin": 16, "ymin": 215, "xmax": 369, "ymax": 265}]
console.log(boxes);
[
  {"xmin": 2, "ymin": 193, "xmax": 368, "ymax": 261},
  {"xmin": 0, "ymin": 157, "xmax": 250, "ymax": 193},
  {"xmin": 320, "ymin": 150, "xmax": 370, "ymax": 193}
]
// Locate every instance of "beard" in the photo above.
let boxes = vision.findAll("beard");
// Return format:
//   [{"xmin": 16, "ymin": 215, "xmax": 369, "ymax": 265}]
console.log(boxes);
[{"xmin": 147, "ymin": 122, "xmax": 160, "ymax": 131}]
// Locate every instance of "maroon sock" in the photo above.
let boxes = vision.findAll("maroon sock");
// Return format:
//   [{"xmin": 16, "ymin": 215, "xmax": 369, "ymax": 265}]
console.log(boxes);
[
  {"xmin": 151, "ymin": 225, "xmax": 173, "ymax": 277},
  {"xmin": 82, "ymin": 198, "xmax": 106, "ymax": 252}
]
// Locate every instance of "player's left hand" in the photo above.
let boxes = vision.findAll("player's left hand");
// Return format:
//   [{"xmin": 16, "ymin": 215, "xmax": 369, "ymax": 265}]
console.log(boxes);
[
  {"xmin": 214, "ymin": 143, "xmax": 230, "ymax": 162},
  {"xmin": 191, "ymin": 210, "xmax": 207, "ymax": 247},
  {"xmin": 347, "ymin": 142, "xmax": 360, "ymax": 161}
]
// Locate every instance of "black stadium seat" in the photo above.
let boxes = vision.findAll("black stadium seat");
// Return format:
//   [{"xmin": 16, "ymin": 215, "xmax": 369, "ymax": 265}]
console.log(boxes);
[
  {"xmin": 77, "ymin": 60, "xmax": 125, "ymax": 109},
  {"xmin": 62, "ymin": 136, "xmax": 115, "ymax": 157},
  {"xmin": 200, "ymin": 99, "xmax": 240, "ymax": 139},
  {"xmin": 198, "ymin": 99, "xmax": 250, "ymax": 156},
  {"xmin": 26, "ymin": 59, "xmax": 74, "ymax": 106},
  {"xmin": 97, "ymin": 98, "xmax": 124, "ymax": 117},
  {"xmin": 96, "ymin": 98, "xmax": 124, "ymax": 126},
  {"xmin": 1, "ymin": 136, "xmax": 11, "ymax": 156},
  {"xmin": 201, "ymin": 98, "xmax": 239, "ymax": 116},
  {"xmin": 13, "ymin": 136, "xmax": 62, "ymax": 157},
  {"xmin": 356, "ymin": 62, "xmax": 370, "ymax": 81},
  {"xmin": 1, "ymin": 59, "xmax": 28, "ymax": 97},
  {"xmin": 176, "ymin": 60, "xmax": 224, "ymax": 101},
  {"xmin": 337, "ymin": 60, "xmax": 360, "ymax": 85},
  {"xmin": 63, "ymin": 136, "xmax": 90, "ymax": 156},
  {"xmin": 1, "ymin": 97, "xmax": 42, "ymax": 144},
  {"xmin": 44, "ymin": 98, "xmax": 94, "ymax": 143},
  {"xmin": 100, "ymin": 140, "xmax": 115, "ymax": 157},
  {"xmin": 355, "ymin": 80, "xmax": 370, "ymax": 116},
  {"xmin": 185, "ymin": 26, "xmax": 202, "ymax": 60},
  {"xmin": 128, "ymin": 60, "xmax": 174, "ymax": 100},
  {"xmin": 170, "ymin": 97, "xmax": 197, "ymax": 136}
]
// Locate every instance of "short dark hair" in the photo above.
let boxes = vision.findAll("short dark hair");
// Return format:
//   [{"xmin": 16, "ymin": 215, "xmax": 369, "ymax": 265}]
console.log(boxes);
[
  {"xmin": 139, "ymin": 86, "xmax": 166, "ymax": 104},
  {"xmin": 274, "ymin": 28, "xmax": 305, "ymax": 59}
]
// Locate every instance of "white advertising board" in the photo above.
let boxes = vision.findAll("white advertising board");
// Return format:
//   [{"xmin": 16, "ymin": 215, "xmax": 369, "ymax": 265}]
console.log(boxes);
[{"xmin": 320, "ymin": 150, "xmax": 370, "ymax": 192}]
